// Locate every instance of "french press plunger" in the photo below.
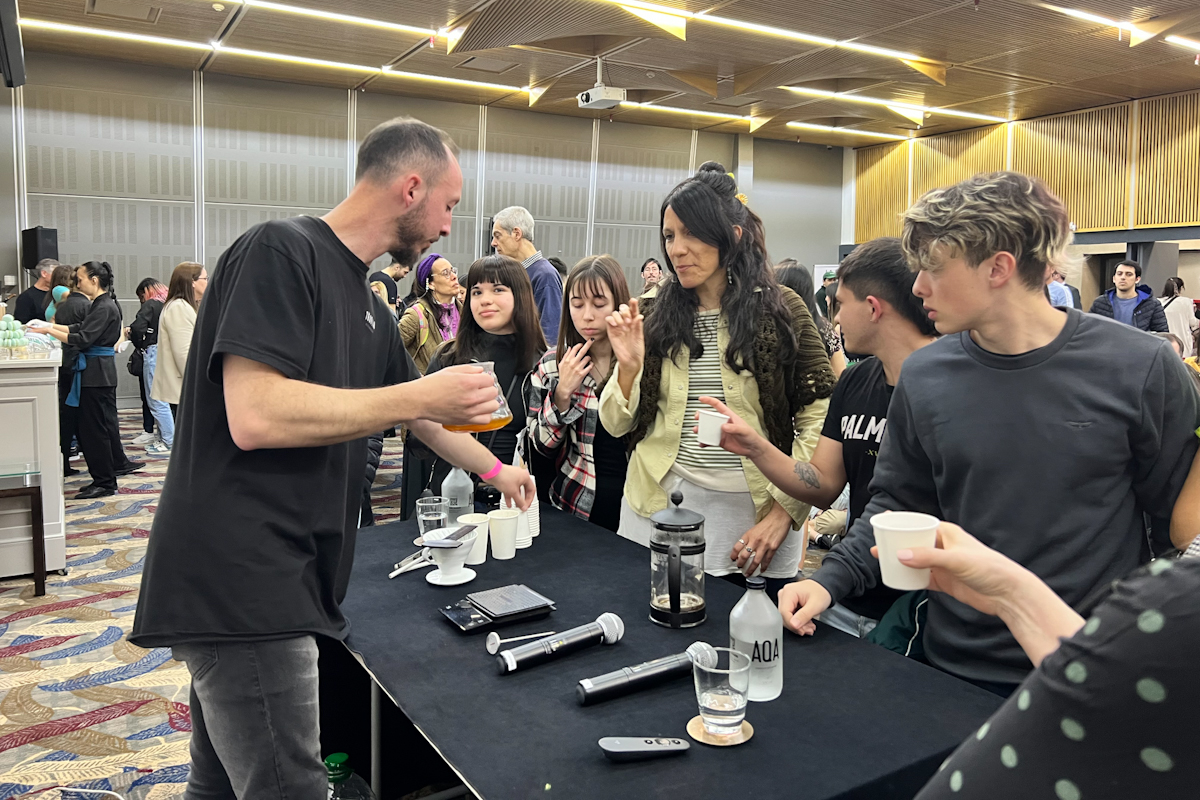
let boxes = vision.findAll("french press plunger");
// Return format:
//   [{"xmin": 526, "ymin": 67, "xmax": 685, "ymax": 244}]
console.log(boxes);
[{"xmin": 649, "ymin": 489, "xmax": 706, "ymax": 628}]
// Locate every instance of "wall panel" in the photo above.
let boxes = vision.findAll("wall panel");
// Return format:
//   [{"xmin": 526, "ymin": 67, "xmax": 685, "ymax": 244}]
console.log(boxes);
[
  {"xmin": 854, "ymin": 142, "xmax": 908, "ymax": 242},
  {"xmin": 912, "ymin": 125, "xmax": 1006, "ymax": 200},
  {"xmin": 754, "ymin": 138, "xmax": 843, "ymax": 267},
  {"xmin": 1136, "ymin": 92, "xmax": 1200, "ymax": 229},
  {"xmin": 594, "ymin": 121, "xmax": 691, "ymax": 288},
  {"xmin": 1012, "ymin": 105, "xmax": 1130, "ymax": 232}
]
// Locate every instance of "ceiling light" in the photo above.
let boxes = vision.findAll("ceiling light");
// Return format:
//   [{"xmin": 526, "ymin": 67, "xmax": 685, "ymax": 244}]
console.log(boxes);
[
  {"xmin": 381, "ymin": 67, "xmax": 526, "ymax": 93},
  {"xmin": 787, "ymin": 121, "xmax": 908, "ymax": 140},
  {"xmin": 618, "ymin": 101, "xmax": 749, "ymax": 121},
  {"xmin": 217, "ymin": 45, "xmax": 378, "ymax": 71},
  {"xmin": 239, "ymin": 0, "xmax": 436, "ymax": 37},
  {"xmin": 781, "ymin": 85, "xmax": 1006, "ymax": 122},
  {"xmin": 1165, "ymin": 34, "xmax": 1200, "ymax": 52},
  {"xmin": 602, "ymin": 0, "xmax": 931, "ymax": 64},
  {"xmin": 19, "ymin": 18, "xmax": 212, "ymax": 50}
]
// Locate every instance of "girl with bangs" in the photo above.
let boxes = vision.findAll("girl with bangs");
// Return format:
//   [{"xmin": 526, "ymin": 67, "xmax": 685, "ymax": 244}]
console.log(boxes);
[
  {"xmin": 525, "ymin": 255, "xmax": 630, "ymax": 532},
  {"xmin": 409, "ymin": 254, "xmax": 548, "ymax": 504}
]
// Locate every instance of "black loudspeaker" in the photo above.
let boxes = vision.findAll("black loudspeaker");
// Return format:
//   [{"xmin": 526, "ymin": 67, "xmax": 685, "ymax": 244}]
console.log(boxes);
[
  {"xmin": 21, "ymin": 226, "xmax": 58, "ymax": 271},
  {"xmin": 0, "ymin": 0, "xmax": 25, "ymax": 89}
]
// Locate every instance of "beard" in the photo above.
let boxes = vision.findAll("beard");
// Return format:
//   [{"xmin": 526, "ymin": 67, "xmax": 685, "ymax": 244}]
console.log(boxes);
[{"xmin": 388, "ymin": 196, "xmax": 433, "ymax": 267}]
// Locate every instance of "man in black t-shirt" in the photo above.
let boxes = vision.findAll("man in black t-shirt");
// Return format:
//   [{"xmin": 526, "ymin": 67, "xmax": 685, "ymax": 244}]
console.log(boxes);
[
  {"xmin": 14, "ymin": 258, "xmax": 57, "ymax": 323},
  {"xmin": 132, "ymin": 118, "xmax": 534, "ymax": 800},
  {"xmin": 700, "ymin": 237, "xmax": 937, "ymax": 636}
]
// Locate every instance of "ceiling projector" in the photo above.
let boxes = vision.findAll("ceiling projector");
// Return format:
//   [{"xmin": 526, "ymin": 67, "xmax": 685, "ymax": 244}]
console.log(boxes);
[{"xmin": 578, "ymin": 84, "xmax": 626, "ymax": 110}]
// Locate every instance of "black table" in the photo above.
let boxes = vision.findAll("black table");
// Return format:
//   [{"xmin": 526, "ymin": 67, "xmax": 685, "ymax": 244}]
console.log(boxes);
[{"xmin": 342, "ymin": 509, "xmax": 1002, "ymax": 800}]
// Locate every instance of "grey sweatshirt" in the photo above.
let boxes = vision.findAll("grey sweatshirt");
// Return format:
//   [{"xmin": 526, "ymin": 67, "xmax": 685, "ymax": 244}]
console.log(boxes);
[{"xmin": 812, "ymin": 309, "xmax": 1200, "ymax": 684}]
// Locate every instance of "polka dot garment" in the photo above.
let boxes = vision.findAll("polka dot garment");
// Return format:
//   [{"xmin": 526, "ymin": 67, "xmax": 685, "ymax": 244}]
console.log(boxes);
[{"xmin": 914, "ymin": 558, "xmax": 1199, "ymax": 799}]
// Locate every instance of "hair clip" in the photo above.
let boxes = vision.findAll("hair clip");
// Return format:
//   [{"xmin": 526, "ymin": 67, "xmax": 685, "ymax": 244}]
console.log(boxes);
[{"xmin": 736, "ymin": 193, "xmax": 749, "ymax": 206}]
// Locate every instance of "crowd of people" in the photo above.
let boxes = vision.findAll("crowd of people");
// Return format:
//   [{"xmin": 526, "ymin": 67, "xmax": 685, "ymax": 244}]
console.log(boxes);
[{"xmin": 8, "ymin": 113, "xmax": 1194, "ymax": 797}]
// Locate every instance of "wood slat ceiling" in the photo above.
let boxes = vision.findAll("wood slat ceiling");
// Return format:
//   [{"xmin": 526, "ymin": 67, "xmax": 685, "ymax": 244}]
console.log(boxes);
[{"xmin": 15, "ymin": 0, "xmax": 1200, "ymax": 148}]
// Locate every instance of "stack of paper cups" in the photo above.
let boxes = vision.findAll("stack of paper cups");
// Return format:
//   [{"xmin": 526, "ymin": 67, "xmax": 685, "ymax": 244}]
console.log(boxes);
[
  {"xmin": 529, "ymin": 478, "xmax": 540, "ymax": 538},
  {"xmin": 515, "ymin": 504, "xmax": 533, "ymax": 549}
]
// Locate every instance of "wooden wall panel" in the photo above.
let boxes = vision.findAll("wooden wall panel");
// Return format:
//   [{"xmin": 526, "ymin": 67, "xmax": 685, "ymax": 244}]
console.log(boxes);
[
  {"xmin": 911, "ymin": 125, "xmax": 1007, "ymax": 200},
  {"xmin": 1136, "ymin": 92, "xmax": 1200, "ymax": 229},
  {"xmin": 1011, "ymin": 105, "xmax": 1130, "ymax": 232},
  {"xmin": 854, "ymin": 141, "xmax": 908, "ymax": 243}
]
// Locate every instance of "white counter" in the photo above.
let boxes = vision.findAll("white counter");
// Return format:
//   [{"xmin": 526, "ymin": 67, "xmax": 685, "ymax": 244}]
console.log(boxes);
[{"xmin": 0, "ymin": 351, "xmax": 66, "ymax": 579}]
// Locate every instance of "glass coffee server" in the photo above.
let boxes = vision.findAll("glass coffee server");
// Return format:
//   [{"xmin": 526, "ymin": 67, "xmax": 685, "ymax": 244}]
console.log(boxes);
[{"xmin": 649, "ymin": 489, "xmax": 707, "ymax": 628}]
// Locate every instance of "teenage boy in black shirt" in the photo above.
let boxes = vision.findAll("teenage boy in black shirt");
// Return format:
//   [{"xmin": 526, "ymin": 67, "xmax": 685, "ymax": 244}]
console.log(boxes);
[
  {"xmin": 779, "ymin": 172, "xmax": 1200, "ymax": 694},
  {"xmin": 132, "ymin": 118, "xmax": 535, "ymax": 800},
  {"xmin": 699, "ymin": 236, "xmax": 938, "ymax": 635}
]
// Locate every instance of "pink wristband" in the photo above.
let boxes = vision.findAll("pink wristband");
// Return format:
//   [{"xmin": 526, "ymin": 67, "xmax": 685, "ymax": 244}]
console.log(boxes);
[{"xmin": 479, "ymin": 458, "xmax": 504, "ymax": 482}]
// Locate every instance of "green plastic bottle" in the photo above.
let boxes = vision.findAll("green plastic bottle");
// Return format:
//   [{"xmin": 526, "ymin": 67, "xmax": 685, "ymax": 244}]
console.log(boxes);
[{"xmin": 325, "ymin": 752, "xmax": 376, "ymax": 800}]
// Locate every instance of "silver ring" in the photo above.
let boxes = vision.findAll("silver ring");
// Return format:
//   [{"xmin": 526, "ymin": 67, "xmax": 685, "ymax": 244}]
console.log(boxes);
[
  {"xmin": 744, "ymin": 547, "xmax": 756, "ymax": 557},
  {"xmin": 737, "ymin": 538, "xmax": 746, "ymax": 546}
]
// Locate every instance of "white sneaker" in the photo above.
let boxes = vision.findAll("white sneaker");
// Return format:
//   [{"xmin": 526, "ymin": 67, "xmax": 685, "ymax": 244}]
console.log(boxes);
[
  {"xmin": 147, "ymin": 441, "xmax": 171, "ymax": 455},
  {"xmin": 133, "ymin": 431, "xmax": 156, "ymax": 444}
]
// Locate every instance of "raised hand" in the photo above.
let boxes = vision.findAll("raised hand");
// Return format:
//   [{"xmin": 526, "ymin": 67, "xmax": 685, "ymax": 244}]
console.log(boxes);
[
  {"xmin": 553, "ymin": 340, "xmax": 593, "ymax": 411},
  {"xmin": 605, "ymin": 298, "xmax": 644, "ymax": 372}
]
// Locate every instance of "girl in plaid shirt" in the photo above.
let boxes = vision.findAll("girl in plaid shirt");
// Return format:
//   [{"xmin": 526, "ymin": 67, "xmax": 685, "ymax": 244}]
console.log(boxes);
[{"xmin": 525, "ymin": 256, "xmax": 631, "ymax": 531}]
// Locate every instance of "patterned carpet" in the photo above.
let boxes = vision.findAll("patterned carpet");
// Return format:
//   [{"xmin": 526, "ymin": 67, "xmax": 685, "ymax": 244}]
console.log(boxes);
[{"xmin": 0, "ymin": 410, "xmax": 405, "ymax": 799}]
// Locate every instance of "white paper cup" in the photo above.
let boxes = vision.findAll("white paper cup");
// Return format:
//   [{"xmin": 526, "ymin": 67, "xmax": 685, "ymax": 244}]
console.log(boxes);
[
  {"xmin": 487, "ymin": 508, "xmax": 519, "ymax": 560},
  {"xmin": 424, "ymin": 528, "xmax": 477, "ymax": 580},
  {"xmin": 515, "ymin": 508, "xmax": 532, "ymax": 549},
  {"xmin": 697, "ymin": 409, "xmax": 730, "ymax": 447},
  {"xmin": 458, "ymin": 514, "xmax": 490, "ymax": 566},
  {"xmin": 871, "ymin": 511, "xmax": 939, "ymax": 590}
]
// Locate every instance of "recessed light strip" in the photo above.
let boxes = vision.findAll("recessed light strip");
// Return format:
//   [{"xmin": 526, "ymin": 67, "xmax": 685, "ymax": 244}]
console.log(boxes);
[
  {"xmin": 21, "ymin": 19, "xmax": 528, "ymax": 93},
  {"xmin": 618, "ymin": 101, "xmax": 748, "ymax": 121},
  {"xmin": 19, "ymin": 18, "xmax": 212, "ymax": 50},
  {"xmin": 781, "ymin": 85, "xmax": 1006, "ymax": 122},
  {"xmin": 1042, "ymin": 5, "xmax": 1200, "ymax": 53},
  {"xmin": 238, "ymin": 0, "xmax": 437, "ymax": 37},
  {"xmin": 787, "ymin": 121, "xmax": 909, "ymax": 140},
  {"xmin": 1165, "ymin": 34, "xmax": 1200, "ymax": 52},
  {"xmin": 608, "ymin": 0, "xmax": 928, "ymax": 63}
]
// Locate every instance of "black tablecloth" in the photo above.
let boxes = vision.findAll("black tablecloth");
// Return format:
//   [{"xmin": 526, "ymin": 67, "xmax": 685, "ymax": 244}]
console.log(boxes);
[{"xmin": 342, "ymin": 509, "xmax": 1002, "ymax": 800}]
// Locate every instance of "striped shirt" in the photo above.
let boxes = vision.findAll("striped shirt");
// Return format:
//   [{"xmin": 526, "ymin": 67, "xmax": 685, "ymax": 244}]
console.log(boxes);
[{"xmin": 676, "ymin": 310, "xmax": 742, "ymax": 471}]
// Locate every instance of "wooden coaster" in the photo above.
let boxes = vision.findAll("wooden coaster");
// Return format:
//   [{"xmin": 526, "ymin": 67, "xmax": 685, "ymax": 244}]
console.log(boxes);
[{"xmin": 686, "ymin": 715, "xmax": 754, "ymax": 746}]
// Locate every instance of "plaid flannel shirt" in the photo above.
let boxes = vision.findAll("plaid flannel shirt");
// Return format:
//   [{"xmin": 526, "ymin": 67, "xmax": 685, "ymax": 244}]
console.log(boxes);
[{"xmin": 524, "ymin": 349, "xmax": 611, "ymax": 521}]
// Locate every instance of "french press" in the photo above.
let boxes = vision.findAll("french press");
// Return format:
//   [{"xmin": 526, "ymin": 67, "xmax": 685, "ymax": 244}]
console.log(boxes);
[{"xmin": 649, "ymin": 489, "xmax": 706, "ymax": 628}]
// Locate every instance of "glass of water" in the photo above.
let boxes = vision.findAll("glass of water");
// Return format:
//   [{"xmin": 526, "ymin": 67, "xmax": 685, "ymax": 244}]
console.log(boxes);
[
  {"xmin": 416, "ymin": 496, "xmax": 450, "ymax": 538},
  {"xmin": 693, "ymin": 647, "xmax": 750, "ymax": 736}
]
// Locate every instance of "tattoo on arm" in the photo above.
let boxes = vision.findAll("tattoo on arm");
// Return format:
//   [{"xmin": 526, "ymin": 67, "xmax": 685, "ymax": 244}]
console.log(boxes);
[{"xmin": 794, "ymin": 462, "xmax": 820, "ymax": 490}]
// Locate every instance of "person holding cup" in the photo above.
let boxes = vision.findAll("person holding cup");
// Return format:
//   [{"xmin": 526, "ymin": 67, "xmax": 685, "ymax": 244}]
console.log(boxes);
[
  {"xmin": 525, "ymin": 255, "xmax": 631, "ymax": 532},
  {"xmin": 777, "ymin": 172, "xmax": 1200, "ymax": 696},
  {"xmin": 894, "ymin": 523, "xmax": 1199, "ymax": 800},
  {"xmin": 599, "ymin": 161, "xmax": 835, "ymax": 596},
  {"xmin": 696, "ymin": 237, "xmax": 938, "ymax": 639}
]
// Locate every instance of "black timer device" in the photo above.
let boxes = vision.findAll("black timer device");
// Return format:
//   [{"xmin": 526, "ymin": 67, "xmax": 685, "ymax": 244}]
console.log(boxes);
[{"xmin": 440, "ymin": 584, "xmax": 555, "ymax": 633}]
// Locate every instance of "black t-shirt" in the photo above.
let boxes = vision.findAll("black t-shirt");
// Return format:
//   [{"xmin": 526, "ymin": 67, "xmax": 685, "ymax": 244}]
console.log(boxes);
[
  {"xmin": 592, "ymin": 417, "xmax": 626, "ymax": 479},
  {"xmin": 131, "ymin": 216, "xmax": 416, "ymax": 647},
  {"xmin": 368, "ymin": 271, "xmax": 398, "ymax": 308},
  {"xmin": 820, "ymin": 357, "xmax": 903, "ymax": 619},
  {"xmin": 14, "ymin": 286, "xmax": 47, "ymax": 323},
  {"xmin": 915, "ymin": 558, "xmax": 1199, "ymax": 800}
]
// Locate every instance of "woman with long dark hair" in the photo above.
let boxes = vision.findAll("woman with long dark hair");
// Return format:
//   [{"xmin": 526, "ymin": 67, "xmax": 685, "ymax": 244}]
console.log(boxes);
[
  {"xmin": 409, "ymin": 254, "xmax": 548, "ymax": 502},
  {"xmin": 1158, "ymin": 276, "xmax": 1197, "ymax": 357},
  {"xmin": 33, "ymin": 261, "xmax": 140, "ymax": 498},
  {"xmin": 525, "ymin": 255, "xmax": 631, "ymax": 531},
  {"xmin": 399, "ymin": 252, "xmax": 463, "ymax": 373},
  {"xmin": 776, "ymin": 259, "xmax": 846, "ymax": 378},
  {"xmin": 600, "ymin": 162, "xmax": 835, "ymax": 595},
  {"xmin": 152, "ymin": 262, "xmax": 207, "ymax": 419}
]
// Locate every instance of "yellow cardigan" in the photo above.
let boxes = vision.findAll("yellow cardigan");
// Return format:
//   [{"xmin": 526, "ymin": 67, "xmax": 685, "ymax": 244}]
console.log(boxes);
[{"xmin": 599, "ymin": 316, "xmax": 828, "ymax": 529}]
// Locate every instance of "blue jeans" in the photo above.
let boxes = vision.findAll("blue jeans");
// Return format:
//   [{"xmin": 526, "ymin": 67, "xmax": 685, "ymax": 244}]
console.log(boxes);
[
  {"xmin": 172, "ymin": 636, "xmax": 325, "ymax": 800},
  {"xmin": 143, "ymin": 344, "xmax": 174, "ymax": 447}
]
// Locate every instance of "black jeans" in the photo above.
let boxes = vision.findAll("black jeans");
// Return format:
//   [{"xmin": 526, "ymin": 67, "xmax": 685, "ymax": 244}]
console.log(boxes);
[
  {"xmin": 77, "ymin": 385, "xmax": 123, "ymax": 490},
  {"xmin": 137, "ymin": 372, "xmax": 154, "ymax": 433},
  {"xmin": 172, "ymin": 636, "xmax": 326, "ymax": 800}
]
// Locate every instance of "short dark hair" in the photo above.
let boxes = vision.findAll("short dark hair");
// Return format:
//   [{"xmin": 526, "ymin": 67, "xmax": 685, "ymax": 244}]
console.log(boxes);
[
  {"xmin": 641, "ymin": 257, "xmax": 660, "ymax": 274},
  {"xmin": 548, "ymin": 256, "xmax": 568, "ymax": 277},
  {"xmin": 837, "ymin": 237, "xmax": 937, "ymax": 336},
  {"xmin": 355, "ymin": 116, "xmax": 460, "ymax": 185},
  {"xmin": 1116, "ymin": 259, "xmax": 1141, "ymax": 278}
]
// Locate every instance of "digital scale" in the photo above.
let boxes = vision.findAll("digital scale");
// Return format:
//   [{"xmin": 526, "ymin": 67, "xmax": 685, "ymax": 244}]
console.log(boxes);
[{"xmin": 440, "ymin": 583, "xmax": 556, "ymax": 633}]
